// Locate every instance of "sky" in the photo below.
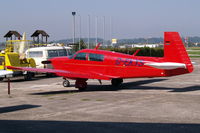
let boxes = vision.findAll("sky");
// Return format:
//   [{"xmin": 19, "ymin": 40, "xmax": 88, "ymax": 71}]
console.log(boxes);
[{"xmin": 0, "ymin": 0, "xmax": 200, "ymax": 42}]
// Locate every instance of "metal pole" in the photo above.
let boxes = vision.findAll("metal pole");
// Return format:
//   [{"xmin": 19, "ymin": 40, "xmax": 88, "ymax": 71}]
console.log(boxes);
[
  {"xmin": 95, "ymin": 16, "xmax": 98, "ymax": 45},
  {"xmin": 8, "ymin": 78, "xmax": 10, "ymax": 95},
  {"xmin": 110, "ymin": 17, "xmax": 113, "ymax": 46},
  {"xmin": 103, "ymin": 16, "xmax": 105, "ymax": 46},
  {"xmin": 72, "ymin": 12, "xmax": 76, "ymax": 44},
  {"xmin": 88, "ymin": 15, "xmax": 90, "ymax": 49},
  {"xmin": 79, "ymin": 15, "xmax": 81, "ymax": 50}
]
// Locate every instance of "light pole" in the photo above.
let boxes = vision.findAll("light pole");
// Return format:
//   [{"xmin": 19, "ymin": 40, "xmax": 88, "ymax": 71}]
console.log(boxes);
[{"xmin": 72, "ymin": 12, "xmax": 76, "ymax": 44}]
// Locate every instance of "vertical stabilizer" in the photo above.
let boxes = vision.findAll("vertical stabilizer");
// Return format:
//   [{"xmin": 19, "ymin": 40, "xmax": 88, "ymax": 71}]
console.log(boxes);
[{"xmin": 164, "ymin": 32, "xmax": 193, "ymax": 73}]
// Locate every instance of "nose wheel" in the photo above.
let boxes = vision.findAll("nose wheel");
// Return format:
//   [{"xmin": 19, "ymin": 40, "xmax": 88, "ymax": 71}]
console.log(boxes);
[{"xmin": 63, "ymin": 79, "xmax": 70, "ymax": 87}]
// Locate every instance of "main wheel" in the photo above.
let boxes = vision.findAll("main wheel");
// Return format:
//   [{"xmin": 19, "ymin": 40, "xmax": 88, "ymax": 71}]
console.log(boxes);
[
  {"xmin": 63, "ymin": 80, "xmax": 70, "ymax": 87},
  {"xmin": 111, "ymin": 78, "xmax": 123, "ymax": 86},
  {"xmin": 75, "ymin": 79, "xmax": 88, "ymax": 91}
]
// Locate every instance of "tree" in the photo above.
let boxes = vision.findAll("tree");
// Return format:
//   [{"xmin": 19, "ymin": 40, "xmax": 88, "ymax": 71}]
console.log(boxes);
[{"xmin": 72, "ymin": 40, "xmax": 87, "ymax": 51}]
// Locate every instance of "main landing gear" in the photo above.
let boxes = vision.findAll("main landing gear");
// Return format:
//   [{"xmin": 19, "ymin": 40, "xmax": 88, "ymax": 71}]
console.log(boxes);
[
  {"xmin": 63, "ymin": 78, "xmax": 88, "ymax": 91},
  {"xmin": 75, "ymin": 79, "xmax": 88, "ymax": 91},
  {"xmin": 111, "ymin": 78, "xmax": 123, "ymax": 87}
]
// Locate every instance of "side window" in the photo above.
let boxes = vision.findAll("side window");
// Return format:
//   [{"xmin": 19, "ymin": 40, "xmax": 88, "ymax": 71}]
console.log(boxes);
[
  {"xmin": 58, "ymin": 49, "xmax": 67, "ymax": 56},
  {"xmin": 28, "ymin": 51, "xmax": 43, "ymax": 57},
  {"xmin": 48, "ymin": 50, "xmax": 58, "ymax": 58},
  {"xmin": 88, "ymin": 53, "xmax": 104, "ymax": 61},
  {"xmin": 74, "ymin": 53, "xmax": 86, "ymax": 60}
]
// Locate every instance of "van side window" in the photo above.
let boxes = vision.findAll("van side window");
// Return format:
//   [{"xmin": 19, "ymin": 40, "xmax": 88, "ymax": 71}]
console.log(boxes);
[
  {"xmin": 88, "ymin": 53, "xmax": 104, "ymax": 61},
  {"xmin": 74, "ymin": 53, "xmax": 86, "ymax": 60},
  {"xmin": 48, "ymin": 50, "xmax": 58, "ymax": 58},
  {"xmin": 58, "ymin": 49, "xmax": 67, "ymax": 56},
  {"xmin": 28, "ymin": 51, "xmax": 43, "ymax": 57}
]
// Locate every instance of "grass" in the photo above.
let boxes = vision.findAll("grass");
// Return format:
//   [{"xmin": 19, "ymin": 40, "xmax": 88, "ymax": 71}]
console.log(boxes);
[
  {"xmin": 189, "ymin": 56, "xmax": 200, "ymax": 58},
  {"xmin": 187, "ymin": 49, "xmax": 200, "ymax": 58},
  {"xmin": 187, "ymin": 47, "xmax": 200, "ymax": 50},
  {"xmin": 187, "ymin": 51, "xmax": 200, "ymax": 55}
]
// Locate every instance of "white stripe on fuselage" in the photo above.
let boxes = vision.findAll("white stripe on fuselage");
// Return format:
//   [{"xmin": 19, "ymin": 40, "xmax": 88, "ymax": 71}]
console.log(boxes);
[{"xmin": 145, "ymin": 62, "xmax": 186, "ymax": 70}]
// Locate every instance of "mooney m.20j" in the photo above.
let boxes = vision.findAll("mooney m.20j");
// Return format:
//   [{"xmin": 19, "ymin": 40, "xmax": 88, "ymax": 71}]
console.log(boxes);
[{"xmin": 7, "ymin": 32, "xmax": 193, "ymax": 90}]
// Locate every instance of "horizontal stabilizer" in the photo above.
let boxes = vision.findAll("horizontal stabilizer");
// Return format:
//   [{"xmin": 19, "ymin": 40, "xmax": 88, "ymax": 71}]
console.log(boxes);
[
  {"xmin": 0, "ymin": 70, "xmax": 13, "ymax": 76},
  {"xmin": 145, "ymin": 62, "xmax": 186, "ymax": 70}
]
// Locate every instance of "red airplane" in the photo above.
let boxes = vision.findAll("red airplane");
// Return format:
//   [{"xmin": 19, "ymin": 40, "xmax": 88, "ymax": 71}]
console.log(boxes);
[{"xmin": 7, "ymin": 32, "xmax": 194, "ymax": 91}]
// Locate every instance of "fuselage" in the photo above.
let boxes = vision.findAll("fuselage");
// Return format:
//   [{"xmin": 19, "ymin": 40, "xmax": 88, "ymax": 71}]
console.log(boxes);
[{"xmin": 49, "ymin": 49, "xmax": 191, "ymax": 80}]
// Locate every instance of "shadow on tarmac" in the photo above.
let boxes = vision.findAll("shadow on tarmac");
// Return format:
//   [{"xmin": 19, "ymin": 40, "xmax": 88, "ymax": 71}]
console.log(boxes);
[
  {"xmin": 0, "ymin": 120, "xmax": 200, "ymax": 133},
  {"xmin": 0, "ymin": 104, "xmax": 41, "ymax": 114},
  {"xmin": 31, "ymin": 78, "xmax": 200, "ymax": 96},
  {"xmin": 2, "ymin": 75, "xmax": 58, "ymax": 83}
]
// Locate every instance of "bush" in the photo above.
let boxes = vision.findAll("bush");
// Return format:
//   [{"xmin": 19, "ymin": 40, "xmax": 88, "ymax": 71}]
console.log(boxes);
[{"xmin": 100, "ymin": 47, "xmax": 164, "ymax": 57}]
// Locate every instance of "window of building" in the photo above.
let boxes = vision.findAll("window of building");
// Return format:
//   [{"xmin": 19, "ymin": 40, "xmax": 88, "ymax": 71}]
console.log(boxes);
[
  {"xmin": 88, "ymin": 53, "xmax": 104, "ymax": 61},
  {"xmin": 74, "ymin": 53, "xmax": 87, "ymax": 60}
]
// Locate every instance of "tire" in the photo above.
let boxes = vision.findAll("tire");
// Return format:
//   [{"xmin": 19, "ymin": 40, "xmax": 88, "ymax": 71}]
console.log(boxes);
[
  {"xmin": 63, "ymin": 80, "xmax": 70, "ymax": 87},
  {"xmin": 24, "ymin": 72, "xmax": 33, "ymax": 81},
  {"xmin": 111, "ymin": 78, "xmax": 123, "ymax": 86}
]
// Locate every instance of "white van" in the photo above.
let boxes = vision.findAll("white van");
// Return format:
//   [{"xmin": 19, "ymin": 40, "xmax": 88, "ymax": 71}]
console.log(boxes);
[{"xmin": 26, "ymin": 46, "xmax": 73, "ymax": 69}]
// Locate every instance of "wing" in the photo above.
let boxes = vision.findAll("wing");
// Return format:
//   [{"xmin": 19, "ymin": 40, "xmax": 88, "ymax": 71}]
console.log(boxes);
[
  {"xmin": 0, "ymin": 70, "xmax": 13, "ymax": 76},
  {"xmin": 7, "ymin": 66, "xmax": 117, "ymax": 80},
  {"xmin": 144, "ymin": 62, "xmax": 186, "ymax": 70}
]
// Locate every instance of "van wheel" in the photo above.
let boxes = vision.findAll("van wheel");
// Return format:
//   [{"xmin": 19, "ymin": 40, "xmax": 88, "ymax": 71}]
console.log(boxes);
[{"xmin": 24, "ymin": 72, "xmax": 33, "ymax": 81}]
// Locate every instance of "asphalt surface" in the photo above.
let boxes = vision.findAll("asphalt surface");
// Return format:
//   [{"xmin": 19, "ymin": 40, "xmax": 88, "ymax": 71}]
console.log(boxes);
[{"xmin": 0, "ymin": 58, "xmax": 200, "ymax": 133}]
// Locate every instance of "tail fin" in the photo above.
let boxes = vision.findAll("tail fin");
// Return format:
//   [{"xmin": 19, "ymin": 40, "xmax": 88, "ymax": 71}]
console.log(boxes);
[{"xmin": 164, "ymin": 32, "xmax": 193, "ymax": 73}]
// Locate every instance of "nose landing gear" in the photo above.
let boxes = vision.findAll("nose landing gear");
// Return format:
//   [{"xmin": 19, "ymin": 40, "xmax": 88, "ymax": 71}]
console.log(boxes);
[
  {"xmin": 62, "ymin": 78, "xmax": 88, "ymax": 91},
  {"xmin": 63, "ymin": 79, "xmax": 70, "ymax": 87}
]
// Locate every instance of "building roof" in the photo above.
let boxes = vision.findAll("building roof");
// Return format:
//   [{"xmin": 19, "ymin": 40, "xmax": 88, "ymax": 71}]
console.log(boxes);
[
  {"xmin": 31, "ymin": 30, "xmax": 49, "ymax": 37},
  {"xmin": 4, "ymin": 31, "xmax": 22, "ymax": 38}
]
